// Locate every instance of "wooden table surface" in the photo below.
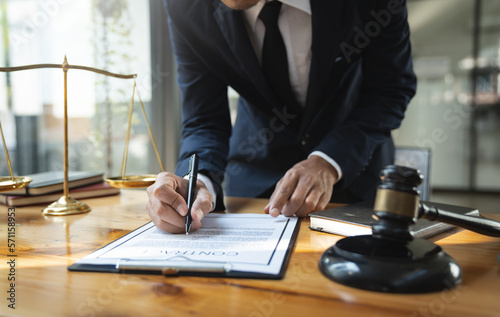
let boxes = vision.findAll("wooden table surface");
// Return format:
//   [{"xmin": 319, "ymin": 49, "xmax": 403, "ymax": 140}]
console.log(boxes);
[{"xmin": 1, "ymin": 189, "xmax": 500, "ymax": 317}]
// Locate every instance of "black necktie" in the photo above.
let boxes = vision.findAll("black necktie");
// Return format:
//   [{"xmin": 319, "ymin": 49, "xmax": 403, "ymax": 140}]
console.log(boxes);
[{"xmin": 259, "ymin": 1, "xmax": 301, "ymax": 116}]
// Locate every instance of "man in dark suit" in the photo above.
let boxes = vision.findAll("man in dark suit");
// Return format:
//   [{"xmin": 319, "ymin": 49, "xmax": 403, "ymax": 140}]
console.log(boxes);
[{"xmin": 147, "ymin": 0, "xmax": 416, "ymax": 233}]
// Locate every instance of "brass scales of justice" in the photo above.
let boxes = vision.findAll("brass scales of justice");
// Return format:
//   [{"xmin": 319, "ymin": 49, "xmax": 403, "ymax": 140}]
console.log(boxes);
[{"xmin": 0, "ymin": 56, "xmax": 165, "ymax": 215}]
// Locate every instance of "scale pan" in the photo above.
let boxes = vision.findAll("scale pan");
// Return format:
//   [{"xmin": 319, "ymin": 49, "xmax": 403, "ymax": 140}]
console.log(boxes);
[
  {"xmin": 105, "ymin": 174, "xmax": 158, "ymax": 188},
  {"xmin": 0, "ymin": 176, "xmax": 32, "ymax": 192}
]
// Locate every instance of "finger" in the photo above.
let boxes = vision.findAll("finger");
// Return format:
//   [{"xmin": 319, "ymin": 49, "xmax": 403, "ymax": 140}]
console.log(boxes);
[
  {"xmin": 146, "ymin": 197, "xmax": 186, "ymax": 233},
  {"xmin": 264, "ymin": 184, "xmax": 279, "ymax": 214},
  {"xmin": 152, "ymin": 173, "xmax": 189, "ymax": 216},
  {"xmin": 155, "ymin": 220, "xmax": 188, "ymax": 234},
  {"xmin": 315, "ymin": 189, "xmax": 332, "ymax": 212},
  {"xmin": 264, "ymin": 203, "xmax": 270, "ymax": 214},
  {"xmin": 190, "ymin": 181, "xmax": 213, "ymax": 222},
  {"xmin": 294, "ymin": 190, "xmax": 323, "ymax": 217},
  {"xmin": 268, "ymin": 178, "xmax": 297, "ymax": 217},
  {"xmin": 294, "ymin": 179, "xmax": 334, "ymax": 217},
  {"xmin": 280, "ymin": 174, "xmax": 315, "ymax": 216}
]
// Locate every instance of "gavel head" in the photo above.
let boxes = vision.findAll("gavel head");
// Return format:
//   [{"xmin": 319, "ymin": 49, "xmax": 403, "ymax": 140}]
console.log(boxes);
[{"xmin": 371, "ymin": 165, "xmax": 424, "ymax": 241}]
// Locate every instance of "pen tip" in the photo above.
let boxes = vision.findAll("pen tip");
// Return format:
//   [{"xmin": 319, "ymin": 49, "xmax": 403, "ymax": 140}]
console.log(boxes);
[{"xmin": 186, "ymin": 232, "xmax": 189, "ymax": 236}]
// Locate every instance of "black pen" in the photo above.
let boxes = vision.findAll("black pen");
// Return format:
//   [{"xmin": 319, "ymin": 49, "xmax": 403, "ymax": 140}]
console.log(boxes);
[{"xmin": 185, "ymin": 154, "xmax": 199, "ymax": 235}]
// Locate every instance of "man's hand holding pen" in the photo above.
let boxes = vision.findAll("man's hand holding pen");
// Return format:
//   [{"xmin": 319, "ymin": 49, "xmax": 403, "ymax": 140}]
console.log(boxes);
[{"xmin": 146, "ymin": 160, "xmax": 213, "ymax": 234}]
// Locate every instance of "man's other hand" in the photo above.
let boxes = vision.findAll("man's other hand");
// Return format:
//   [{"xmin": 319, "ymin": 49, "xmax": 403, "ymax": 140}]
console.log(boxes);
[{"xmin": 264, "ymin": 156, "xmax": 338, "ymax": 217}]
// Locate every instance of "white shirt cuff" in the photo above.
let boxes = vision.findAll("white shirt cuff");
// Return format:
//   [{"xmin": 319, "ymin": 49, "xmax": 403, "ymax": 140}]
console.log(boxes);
[
  {"xmin": 198, "ymin": 173, "xmax": 217, "ymax": 211},
  {"xmin": 308, "ymin": 151, "xmax": 343, "ymax": 183}
]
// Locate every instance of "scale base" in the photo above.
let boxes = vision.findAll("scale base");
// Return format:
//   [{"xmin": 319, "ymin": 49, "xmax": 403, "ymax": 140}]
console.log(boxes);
[
  {"xmin": 42, "ymin": 195, "xmax": 91, "ymax": 216},
  {"xmin": 319, "ymin": 235, "xmax": 462, "ymax": 293}
]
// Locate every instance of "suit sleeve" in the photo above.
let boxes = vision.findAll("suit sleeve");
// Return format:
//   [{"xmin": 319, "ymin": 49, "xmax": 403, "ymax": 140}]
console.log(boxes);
[
  {"xmin": 166, "ymin": 6, "xmax": 231, "ymax": 210},
  {"xmin": 312, "ymin": 0, "xmax": 416, "ymax": 189}
]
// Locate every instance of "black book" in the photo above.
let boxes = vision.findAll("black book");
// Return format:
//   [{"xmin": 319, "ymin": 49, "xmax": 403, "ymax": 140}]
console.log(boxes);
[
  {"xmin": 6, "ymin": 171, "xmax": 104, "ymax": 196},
  {"xmin": 309, "ymin": 201, "xmax": 479, "ymax": 239},
  {"xmin": 1, "ymin": 182, "xmax": 120, "ymax": 207}
]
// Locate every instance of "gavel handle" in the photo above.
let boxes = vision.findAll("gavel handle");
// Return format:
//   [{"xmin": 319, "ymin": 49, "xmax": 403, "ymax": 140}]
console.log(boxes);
[{"xmin": 419, "ymin": 203, "xmax": 500, "ymax": 237}]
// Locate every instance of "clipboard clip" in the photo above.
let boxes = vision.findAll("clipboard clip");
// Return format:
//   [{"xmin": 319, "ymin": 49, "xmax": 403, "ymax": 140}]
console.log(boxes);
[{"xmin": 116, "ymin": 256, "xmax": 232, "ymax": 276}]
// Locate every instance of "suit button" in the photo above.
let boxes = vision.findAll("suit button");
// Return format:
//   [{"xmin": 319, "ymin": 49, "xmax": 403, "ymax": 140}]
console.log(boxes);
[{"xmin": 300, "ymin": 134, "xmax": 310, "ymax": 146}]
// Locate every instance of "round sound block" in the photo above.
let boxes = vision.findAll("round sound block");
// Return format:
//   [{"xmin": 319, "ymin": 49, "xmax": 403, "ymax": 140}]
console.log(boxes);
[{"xmin": 319, "ymin": 235, "xmax": 462, "ymax": 293}]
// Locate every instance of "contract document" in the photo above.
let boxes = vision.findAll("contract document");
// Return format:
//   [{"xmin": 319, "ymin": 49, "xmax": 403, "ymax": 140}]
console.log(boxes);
[{"xmin": 68, "ymin": 214, "xmax": 300, "ymax": 279}]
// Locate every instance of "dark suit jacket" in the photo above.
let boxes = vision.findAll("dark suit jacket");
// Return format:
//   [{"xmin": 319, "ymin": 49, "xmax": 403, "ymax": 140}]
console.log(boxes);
[{"xmin": 165, "ymin": 0, "xmax": 416, "ymax": 210}]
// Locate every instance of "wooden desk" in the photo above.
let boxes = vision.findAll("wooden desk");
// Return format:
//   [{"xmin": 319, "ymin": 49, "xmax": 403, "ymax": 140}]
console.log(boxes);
[{"xmin": 1, "ymin": 190, "xmax": 499, "ymax": 317}]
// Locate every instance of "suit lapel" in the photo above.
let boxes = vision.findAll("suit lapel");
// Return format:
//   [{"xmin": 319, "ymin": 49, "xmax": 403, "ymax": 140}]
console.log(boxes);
[
  {"xmin": 212, "ymin": 1, "xmax": 346, "ymax": 131},
  {"xmin": 300, "ymin": 0, "xmax": 345, "ymax": 136},
  {"xmin": 213, "ymin": 3, "xmax": 277, "ymax": 108}
]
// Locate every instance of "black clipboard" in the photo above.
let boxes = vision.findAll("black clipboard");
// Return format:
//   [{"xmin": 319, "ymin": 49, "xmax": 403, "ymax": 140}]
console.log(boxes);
[{"xmin": 68, "ymin": 214, "xmax": 300, "ymax": 279}]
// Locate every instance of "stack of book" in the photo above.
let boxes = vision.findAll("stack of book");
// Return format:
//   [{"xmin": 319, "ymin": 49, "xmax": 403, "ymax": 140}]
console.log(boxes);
[{"xmin": 0, "ymin": 171, "xmax": 120, "ymax": 207}]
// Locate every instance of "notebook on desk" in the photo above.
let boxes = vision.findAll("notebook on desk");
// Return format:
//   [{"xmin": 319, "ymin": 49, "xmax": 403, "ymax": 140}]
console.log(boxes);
[
  {"xmin": 309, "ymin": 201, "xmax": 479, "ymax": 239},
  {"xmin": 68, "ymin": 213, "xmax": 300, "ymax": 279},
  {"xmin": 7, "ymin": 171, "xmax": 103, "ymax": 195}
]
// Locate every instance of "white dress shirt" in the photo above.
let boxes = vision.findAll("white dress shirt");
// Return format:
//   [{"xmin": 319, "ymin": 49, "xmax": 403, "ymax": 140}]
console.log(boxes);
[
  {"xmin": 243, "ymin": 0, "xmax": 343, "ymax": 180},
  {"xmin": 243, "ymin": 0, "xmax": 311, "ymax": 107}
]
